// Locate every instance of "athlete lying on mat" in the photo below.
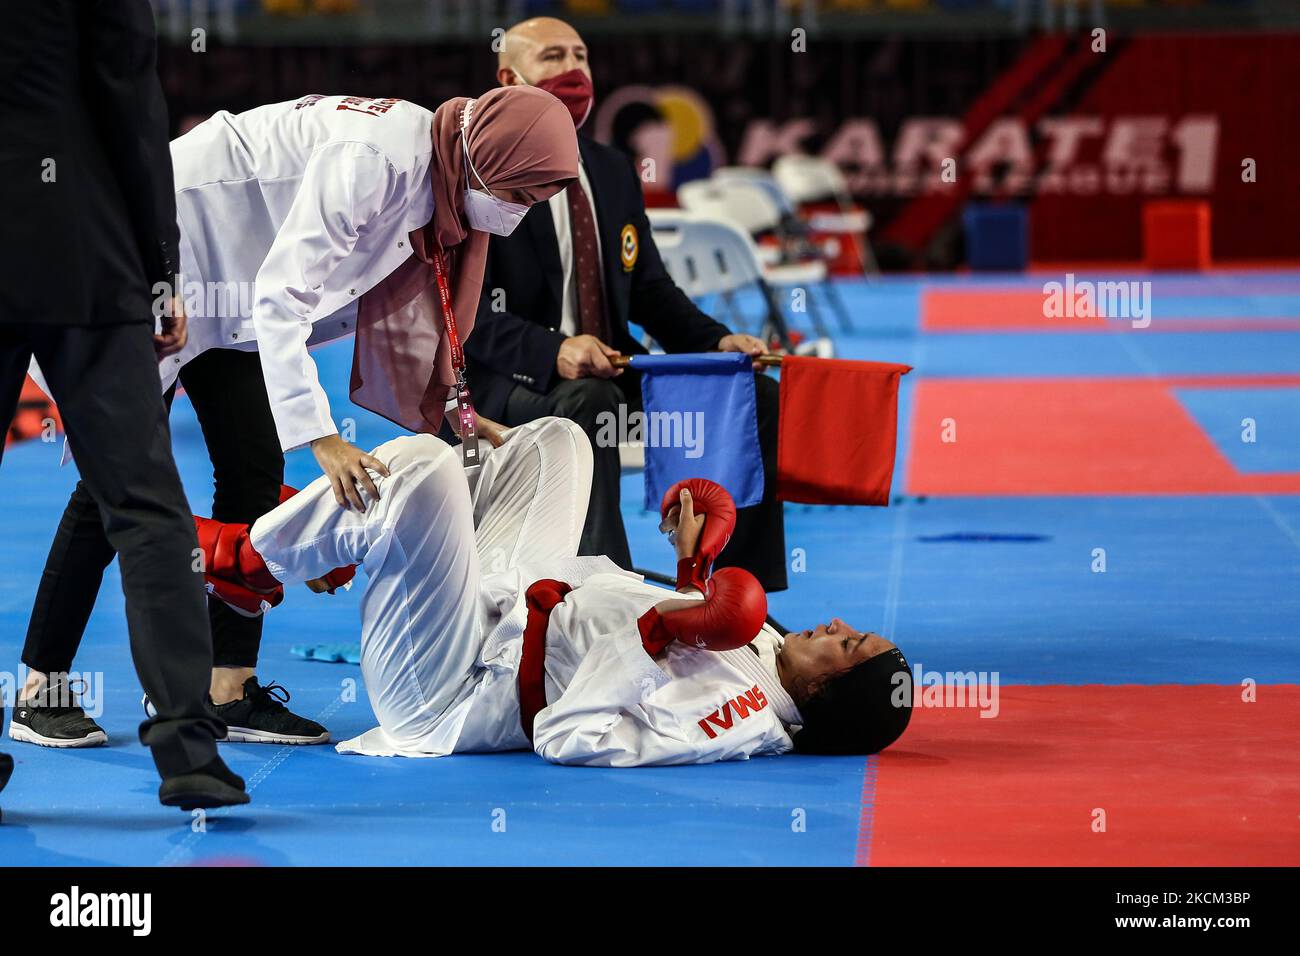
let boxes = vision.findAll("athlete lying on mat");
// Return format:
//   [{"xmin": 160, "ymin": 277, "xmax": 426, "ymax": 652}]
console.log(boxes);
[{"xmin": 191, "ymin": 418, "xmax": 912, "ymax": 766}]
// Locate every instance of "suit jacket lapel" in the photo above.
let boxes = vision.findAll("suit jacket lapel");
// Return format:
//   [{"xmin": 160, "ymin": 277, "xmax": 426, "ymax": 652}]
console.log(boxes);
[{"xmin": 523, "ymin": 199, "xmax": 564, "ymax": 317}]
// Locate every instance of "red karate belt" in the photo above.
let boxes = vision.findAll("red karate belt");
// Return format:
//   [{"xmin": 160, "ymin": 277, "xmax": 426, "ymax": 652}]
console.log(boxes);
[{"xmin": 518, "ymin": 579, "xmax": 573, "ymax": 743}]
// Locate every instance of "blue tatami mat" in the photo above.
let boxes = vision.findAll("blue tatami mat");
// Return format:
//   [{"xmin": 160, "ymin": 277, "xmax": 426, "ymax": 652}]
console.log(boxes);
[{"xmin": 2, "ymin": 270, "xmax": 1298, "ymax": 865}]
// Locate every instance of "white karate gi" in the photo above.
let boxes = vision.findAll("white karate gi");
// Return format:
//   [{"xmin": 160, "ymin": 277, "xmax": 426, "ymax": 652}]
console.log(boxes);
[
  {"xmin": 170, "ymin": 94, "xmax": 438, "ymax": 451},
  {"xmin": 31, "ymin": 95, "xmax": 436, "ymax": 459},
  {"xmin": 249, "ymin": 417, "xmax": 801, "ymax": 766}
]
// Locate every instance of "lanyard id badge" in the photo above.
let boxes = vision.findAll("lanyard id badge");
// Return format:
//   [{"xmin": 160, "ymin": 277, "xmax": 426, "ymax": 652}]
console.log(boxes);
[{"xmin": 431, "ymin": 248, "xmax": 480, "ymax": 469}]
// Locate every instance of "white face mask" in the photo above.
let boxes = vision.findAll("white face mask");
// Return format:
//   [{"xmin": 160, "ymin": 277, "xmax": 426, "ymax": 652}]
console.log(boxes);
[{"xmin": 462, "ymin": 123, "xmax": 529, "ymax": 237}]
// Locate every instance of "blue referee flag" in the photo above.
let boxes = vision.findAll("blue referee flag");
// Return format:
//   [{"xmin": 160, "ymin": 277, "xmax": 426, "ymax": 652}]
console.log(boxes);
[{"xmin": 627, "ymin": 352, "xmax": 764, "ymax": 510}]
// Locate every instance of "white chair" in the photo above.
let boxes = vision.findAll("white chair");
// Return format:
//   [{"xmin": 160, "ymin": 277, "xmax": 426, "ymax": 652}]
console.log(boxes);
[
  {"xmin": 773, "ymin": 153, "xmax": 877, "ymax": 276},
  {"xmin": 712, "ymin": 166, "xmax": 800, "ymax": 218},
  {"xmin": 704, "ymin": 170, "xmax": 842, "ymax": 276},
  {"xmin": 773, "ymin": 153, "xmax": 852, "ymax": 205},
  {"xmin": 712, "ymin": 167, "xmax": 829, "ymax": 266},
  {"xmin": 646, "ymin": 208, "xmax": 794, "ymax": 350},
  {"xmin": 677, "ymin": 178, "xmax": 847, "ymax": 336},
  {"xmin": 677, "ymin": 178, "xmax": 781, "ymax": 239}
]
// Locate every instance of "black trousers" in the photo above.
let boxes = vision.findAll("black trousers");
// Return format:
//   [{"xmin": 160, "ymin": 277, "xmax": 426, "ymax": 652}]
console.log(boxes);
[
  {"xmin": 0, "ymin": 322, "xmax": 223, "ymax": 777},
  {"xmin": 22, "ymin": 347, "xmax": 283, "ymax": 674},
  {"xmin": 502, "ymin": 370, "xmax": 788, "ymax": 592}
]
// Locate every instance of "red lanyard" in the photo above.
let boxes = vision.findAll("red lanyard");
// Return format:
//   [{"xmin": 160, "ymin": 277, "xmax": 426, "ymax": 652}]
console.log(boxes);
[{"xmin": 431, "ymin": 248, "xmax": 480, "ymax": 468}]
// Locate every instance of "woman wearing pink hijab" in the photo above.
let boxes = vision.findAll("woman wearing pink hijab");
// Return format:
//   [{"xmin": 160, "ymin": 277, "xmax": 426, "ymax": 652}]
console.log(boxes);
[
  {"xmin": 351, "ymin": 87, "xmax": 583, "ymax": 476},
  {"xmin": 14, "ymin": 87, "xmax": 578, "ymax": 751}
]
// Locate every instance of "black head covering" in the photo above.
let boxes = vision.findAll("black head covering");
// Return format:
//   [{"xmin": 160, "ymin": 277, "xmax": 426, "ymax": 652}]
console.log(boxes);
[{"xmin": 793, "ymin": 647, "xmax": 913, "ymax": 755}]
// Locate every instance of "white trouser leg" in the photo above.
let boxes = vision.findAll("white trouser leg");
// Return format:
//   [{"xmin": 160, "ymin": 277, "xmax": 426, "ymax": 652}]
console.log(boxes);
[
  {"xmin": 251, "ymin": 433, "xmax": 481, "ymax": 750},
  {"xmin": 249, "ymin": 419, "xmax": 593, "ymax": 755},
  {"xmin": 472, "ymin": 417, "xmax": 594, "ymax": 573}
]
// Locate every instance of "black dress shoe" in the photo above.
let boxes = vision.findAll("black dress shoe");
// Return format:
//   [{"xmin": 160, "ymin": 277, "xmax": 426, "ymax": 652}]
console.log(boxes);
[
  {"xmin": 0, "ymin": 751, "xmax": 11, "ymax": 824},
  {"xmin": 158, "ymin": 755, "xmax": 250, "ymax": 811},
  {"xmin": 2, "ymin": 698, "xmax": 13, "ymax": 822}
]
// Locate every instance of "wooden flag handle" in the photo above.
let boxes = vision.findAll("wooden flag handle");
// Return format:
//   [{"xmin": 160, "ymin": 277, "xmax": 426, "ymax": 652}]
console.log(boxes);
[{"xmin": 610, "ymin": 353, "xmax": 785, "ymax": 369}]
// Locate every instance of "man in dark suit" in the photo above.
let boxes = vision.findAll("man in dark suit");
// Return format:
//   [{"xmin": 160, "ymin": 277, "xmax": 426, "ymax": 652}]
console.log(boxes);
[
  {"xmin": 0, "ymin": 0, "xmax": 246, "ymax": 810},
  {"xmin": 468, "ymin": 17, "xmax": 787, "ymax": 592}
]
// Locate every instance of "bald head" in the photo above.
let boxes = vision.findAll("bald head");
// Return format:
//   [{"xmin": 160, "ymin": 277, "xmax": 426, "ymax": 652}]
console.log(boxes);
[{"xmin": 497, "ymin": 17, "xmax": 590, "ymax": 88}]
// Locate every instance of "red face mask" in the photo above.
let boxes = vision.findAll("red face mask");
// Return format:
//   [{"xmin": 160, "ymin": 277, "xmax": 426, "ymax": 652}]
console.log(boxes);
[{"xmin": 529, "ymin": 68, "xmax": 594, "ymax": 130}]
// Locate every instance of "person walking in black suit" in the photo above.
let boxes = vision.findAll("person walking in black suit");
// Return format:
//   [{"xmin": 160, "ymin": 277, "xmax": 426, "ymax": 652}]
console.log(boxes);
[
  {"xmin": 468, "ymin": 16, "xmax": 788, "ymax": 592},
  {"xmin": 0, "ymin": 0, "xmax": 246, "ymax": 810}
]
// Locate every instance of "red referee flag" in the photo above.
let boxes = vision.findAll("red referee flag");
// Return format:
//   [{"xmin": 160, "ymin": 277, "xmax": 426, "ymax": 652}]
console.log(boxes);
[{"xmin": 776, "ymin": 356, "xmax": 912, "ymax": 505}]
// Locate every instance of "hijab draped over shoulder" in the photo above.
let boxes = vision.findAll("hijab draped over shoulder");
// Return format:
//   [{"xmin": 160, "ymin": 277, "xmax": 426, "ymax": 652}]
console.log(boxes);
[{"xmin": 351, "ymin": 85, "xmax": 579, "ymax": 434}]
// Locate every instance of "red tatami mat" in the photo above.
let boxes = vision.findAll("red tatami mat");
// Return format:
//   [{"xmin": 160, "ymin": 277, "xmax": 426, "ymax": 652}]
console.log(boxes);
[
  {"xmin": 864, "ymin": 684, "xmax": 1300, "ymax": 866},
  {"xmin": 907, "ymin": 377, "xmax": 1300, "ymax": 495},
  {"xmin": 922, "ymin": 289, "xmax": 1109, "ymax": 331}
]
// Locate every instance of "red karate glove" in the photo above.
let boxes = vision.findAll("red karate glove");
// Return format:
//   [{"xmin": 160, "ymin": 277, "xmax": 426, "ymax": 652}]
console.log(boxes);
[
  {"xmin": 637, "ymin": 566, "xmax": 767, "ymax": 655},
  {"xmin": 659, "ymin": 478, "xmax": 737, "ymax": 594},
  {"xmin": 193, "ymin": 515, "xmax": 283, "ymax": 617}
]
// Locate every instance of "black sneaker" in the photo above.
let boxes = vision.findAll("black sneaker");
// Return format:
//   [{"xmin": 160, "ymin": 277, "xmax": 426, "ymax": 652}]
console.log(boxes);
[
  {"xmin": 8, "ymin": 676, "xmax": 107, "ymax": 748},
  {"xmin": 158, "ymin": 755, "xmax": 250, "ymax": 811},
  {"xmin": 210, "ymin": 677, "xmax": 330, "ymax": 745}
]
